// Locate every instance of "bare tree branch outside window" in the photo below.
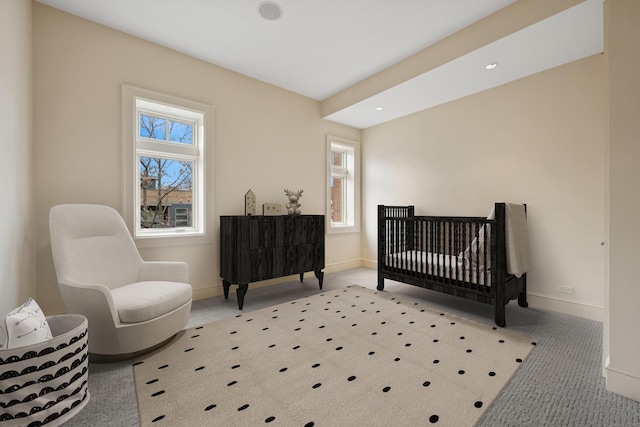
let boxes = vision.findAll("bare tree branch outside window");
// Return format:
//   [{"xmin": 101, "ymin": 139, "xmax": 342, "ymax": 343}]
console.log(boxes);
[{"xmin": 139, "ymin": 115, "xmax": 194, "ymax": 228}]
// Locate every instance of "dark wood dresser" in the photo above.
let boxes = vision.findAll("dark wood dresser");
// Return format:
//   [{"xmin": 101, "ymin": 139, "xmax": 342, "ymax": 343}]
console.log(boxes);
[{"xmin": 220, "ymin": 215, "xmax": 325, "ymax": 309}]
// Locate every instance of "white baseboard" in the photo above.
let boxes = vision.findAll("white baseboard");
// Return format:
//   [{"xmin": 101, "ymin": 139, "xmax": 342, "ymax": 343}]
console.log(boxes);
[
  {"xmin": 360, "ymin": 259, "xmax": 603, "ymax": 322},
  {"xmin": 192, "ymin": 259, "xmax": 364, "ymax": 302},
  {"xmin": 605, "ymin": 360, "xmax": 640, "ymax": 402},
  {"xmin": 526, "ymin": 292, "xmax": 603, "ymax": 322}
]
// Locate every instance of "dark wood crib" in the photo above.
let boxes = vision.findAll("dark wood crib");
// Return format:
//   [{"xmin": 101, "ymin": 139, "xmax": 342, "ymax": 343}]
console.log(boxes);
[{"xmin": 377, "ymin": 203, "xmax": 528, "ymax": 327}]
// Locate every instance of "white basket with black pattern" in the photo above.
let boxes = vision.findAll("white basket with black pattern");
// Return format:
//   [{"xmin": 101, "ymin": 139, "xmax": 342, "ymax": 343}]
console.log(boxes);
[{"xmin": 0, "ymin": 314, "xmax": 89, "ymax": 427}]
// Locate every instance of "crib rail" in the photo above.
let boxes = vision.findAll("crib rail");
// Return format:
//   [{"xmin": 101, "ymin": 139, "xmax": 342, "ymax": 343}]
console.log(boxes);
[{"xmin": 377, "ymin": 205, "xmax": 496, "ymax": 292}]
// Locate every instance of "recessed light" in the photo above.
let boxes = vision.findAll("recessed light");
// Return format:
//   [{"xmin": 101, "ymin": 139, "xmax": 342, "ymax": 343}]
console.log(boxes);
[
  {"xmin": 376, "ymin": 106, "xmax": 384, "ymax": 111},
  {"xmin": 258, "ymin": 1, "xmax": 283, "ymax": 20},
  {"xmin": 485, "ymin": 63, "xmax": 498, "ymax": 70}
]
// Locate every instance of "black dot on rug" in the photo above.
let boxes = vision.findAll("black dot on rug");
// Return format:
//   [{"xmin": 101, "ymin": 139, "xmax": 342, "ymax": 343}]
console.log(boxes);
[
  {"xmin": 466, "ymin": 349, "xmax": 472, "ymax": 353},
  {"xmin": 394, "ymin": 357, "xmax": 401, "ymax": 362},
  {"xmin": 475, "ymin": 401, "xmax": 484, "ymax": 408},
  {"xmin": 184, "ymin": 348, "xmax": 194, "ymax": 353},
  {"xmin": 382, "ymin": 386, "xmax": 391, "ymax": 393},
  {"xmin": 227, "ymin": 381, "xmax": 237, "ymax": 386},
  {"xmin": 151, "ymin": 415, "xmax": 165, "ymax": 422},
  {"xmin": 279, "ymin": 367, "xmax": 287, "ymax": 372},
  {"xmin": 516, "ymin": 358, "xmax": 523, "ymax": 363},
  {"xmin": 294, "ymin": 327, "xmax": 301, "ymax": 331},
  {"xmin": 312, "ymin": 383, "xmax": 322, "ymax": 389},
  {"xmin": 458, "ymin": 370, "xmax": 465, "ymax": 375},
  {"xmin": 231, "ymin": 364, "xmax": 240, "ymax": 369},
  {"xmin": 459, "ymin": 336, "xmax": 465, "ymax": 340},
  {"xmin": 405, "ymin": 343, "xmax": 411, "ymax": 347},
  {"xmin": 229, "ymin": 331, "xmax": 237, "ymax": 335},
  {"xmin": 196, "ymin": 326, "xmax": 204, "ymax": 330},
  {"xmin": 265, "ymin": 416, "xmax": 276, "ymax": 423},
  {"xmin": 151, "ymin": 390, "xmax": 165, "ymax": 397},
  {"xmin": 205, "ymin": 404, "xmax": 216, "ymax": 411},
  {"xmin": 312, "ymin": 363, "xmax": 320, "ymax": 368},
  {"xmin": 433, "ymin": 360, "xmax": 440, "ymax": 364},
  {"xmin": 499, "ymin": 339, "xmax": 505, "ymax": 343},
  {"xmin": 158, "ymin": 365, "xmax": 169, "ymax": 369},
  {"xmin": 191, "ymin": 334, "xmax": 199, "ymax": 338},
  {"xmin": 348, "ymin": 376, "xmax": 356, "ymax": 381},
  {"xmin": 133, "ymin": 361, "xmax": 144, "ymax": 366},
  {"xmin": 433, "ymin": 339, "xmax": 439, "ymax": 343},
  {"xmin": 397, "ymin": 332, "xmax": 403, "ymax": 336},
  {"xmin": 304, "ymin": 422, "xmax": 315, "ymax": 427},
  {"xmin": 232, "ymin": 346, "xmax": 239, "ymax": 350},
  {"xmin": 422, "ymin": 381, "xmax": 431, "ymax": 387},
  {"xmin": 431, "ymin": 324, "xmax": 436, "ymax": 328},
  {"xmin": 263, "ymin": 327, "xmax": 269, "ymax": 331},
  {"xmin": 146, "ymin": 379, "xmax": 158, "ymax": 385},
  {"xmin": 429, "ymin": 414, "xmax": 439, "ymax": 423},
  {"xmin": 293, "ymin": 345, "xmax": 300, "ymax": 350},
  {"xmin": 368, "ymin": 351, "xmax": 375, "ymax": 355},
  {"xmin": 326, "ymin": 338, "xmax": 333, "ymax": 342},
  {"xmin": 268, "ymin": 344, "xmax": 276, "ymax": 348},
  {"xmin": 237, "ymin": 404, "xmax": 250, "ymax": 411},
  {"xmin": 194, "ymin": 366, "xmax": 205, "ymax": 372},
  {"xmin": 489, "ymin": 371, "xmax": 496, "ymax": 377},
  {"xmin": 335, "ymin": 346, "xmax": 343, "ymax": 351}
]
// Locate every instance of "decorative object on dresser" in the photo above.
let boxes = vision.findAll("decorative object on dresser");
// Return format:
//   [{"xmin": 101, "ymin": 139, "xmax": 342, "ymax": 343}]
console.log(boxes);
[
  {"xmin": 220, "ymin": 214, "xmax": 324, "ymax": 309},
  {"xmin": 283, "ymin": 188, "xmax": 303, "ymax": 215},
  {"xmin": 262, "ymin": 202, "xmax": 282, "ymax": 216},
  {"xmin": 378, "ymin": 202, "xmax": 531, "ymax": 327},
  {"xmin": 244, "ymin": 189, "xmax": 256, "ymax": 216}
]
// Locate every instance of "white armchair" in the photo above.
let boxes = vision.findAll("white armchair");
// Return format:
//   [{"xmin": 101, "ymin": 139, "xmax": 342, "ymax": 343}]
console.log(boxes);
[{"xmin": 49, "ymin": 204, "xmax": 192, "ymax": 360}]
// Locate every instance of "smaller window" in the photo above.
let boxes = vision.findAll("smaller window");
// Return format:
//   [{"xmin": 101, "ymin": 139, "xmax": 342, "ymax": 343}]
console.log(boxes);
[{"xmin": 326, "ymin": 136, "xmax": 360, "ymax": 234}]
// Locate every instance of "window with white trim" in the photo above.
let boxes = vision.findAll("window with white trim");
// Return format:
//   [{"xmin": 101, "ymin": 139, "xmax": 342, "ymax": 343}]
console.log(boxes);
[
  {"xmin": 326, "ymin": 136, "xmax": 360, "ymax": 234},
  {"xmin": 122, "ymin": 85, "xmax": 211, "ymax": 240}
]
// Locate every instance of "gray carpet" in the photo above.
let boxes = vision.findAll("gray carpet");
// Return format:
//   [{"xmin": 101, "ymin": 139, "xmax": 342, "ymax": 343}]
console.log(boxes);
[{"xmin": 64, "ymin": 268, "xmax": 640, "ymax": 426}]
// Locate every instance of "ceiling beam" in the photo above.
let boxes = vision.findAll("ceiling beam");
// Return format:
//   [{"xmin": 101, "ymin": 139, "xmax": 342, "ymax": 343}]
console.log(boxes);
[{"xmin": 320, "ymin": 0, "xmax": 584, "ymax": 118}]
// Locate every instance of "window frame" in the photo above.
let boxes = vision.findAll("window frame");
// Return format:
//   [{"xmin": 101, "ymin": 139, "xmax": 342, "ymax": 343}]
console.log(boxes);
[
  {"xmin": 122, "ymin": 84, "xmax": 214, "ymax": 246},
  {"xmin": 326, "ymin": 135, "xmax": 360, "ymax": 234}
]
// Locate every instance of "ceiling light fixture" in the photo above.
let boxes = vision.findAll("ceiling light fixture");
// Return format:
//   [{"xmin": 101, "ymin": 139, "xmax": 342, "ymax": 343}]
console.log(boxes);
[
  {"xmin": 376, "ymin": 106, "xmax": 384, "ymax": 111},
  {"xmin": 485, "ymin": 63, "xmax": 498, "ymax": 70},
  {"xmin": 258, "ymin": 1, "xmax": 283, "ymax": 21}
]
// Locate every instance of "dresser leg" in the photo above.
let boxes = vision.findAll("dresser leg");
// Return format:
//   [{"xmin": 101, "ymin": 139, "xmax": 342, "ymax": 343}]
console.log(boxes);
[
  {"xmin": 223, "ymin": 279, "xmax": 231, "ymax": 299},
  {"xmin": 299, "ymin": 273, "xmax": 304, "ymax": 282},
  {"xmin": 314, "ymin": 270, "xmax": 324, "ymax": 289},
  {"xmin": 237, "ymin": 284, "xmax": 249, "ymax": 310}
]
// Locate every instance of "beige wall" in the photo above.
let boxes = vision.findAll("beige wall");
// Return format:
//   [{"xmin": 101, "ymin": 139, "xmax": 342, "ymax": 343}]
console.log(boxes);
[
  {"xmin": 0, "ymin": 0, "xmax": 34, "ymax": 315},
  {"xmin": 604, "ymin": 0, "xmax": 640, "ymax": 402},
  {"xmin": 32, "ymin": 4, "xmax": 361, "ymax": 315},
  {"xmin": 362, "ymin": 54, "xmax": 606, "ymax": 321}
]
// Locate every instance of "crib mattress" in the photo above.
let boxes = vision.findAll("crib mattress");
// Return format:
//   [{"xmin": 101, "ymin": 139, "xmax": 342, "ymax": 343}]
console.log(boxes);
[{"xmin": 385, "ymin": 250, "xmax": 491, "ymax": 286}]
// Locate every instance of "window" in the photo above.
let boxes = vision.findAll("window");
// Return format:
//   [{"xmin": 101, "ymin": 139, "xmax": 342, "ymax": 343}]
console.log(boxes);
[
  {"xmin": 122, "ymin": 85, "xmax": 213, "ymax": 241},
  {"xmin": 326, "ymin": 136, "xmax": 360, "ymax": 234}
]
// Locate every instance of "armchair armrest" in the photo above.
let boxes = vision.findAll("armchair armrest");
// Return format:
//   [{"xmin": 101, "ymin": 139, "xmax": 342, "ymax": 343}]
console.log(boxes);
[
  {"xmin": 137, "ymin": 261, "xmax": 189, "ymax": 283},
  {"xmin": 58, "ymin": 280, "xmax": 121, "ymax": 328}
]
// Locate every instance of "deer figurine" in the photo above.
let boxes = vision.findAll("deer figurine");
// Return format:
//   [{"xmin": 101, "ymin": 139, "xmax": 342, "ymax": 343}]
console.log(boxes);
[{"xmin": 284, "ymin": 188, "xmax": 303, "ymax": 215}]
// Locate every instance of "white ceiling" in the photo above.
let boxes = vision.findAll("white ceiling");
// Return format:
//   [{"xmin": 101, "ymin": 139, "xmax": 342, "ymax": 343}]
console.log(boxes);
[{"xmin": 35, "ymin": 0, "xmax": 603, "ymax": 129}]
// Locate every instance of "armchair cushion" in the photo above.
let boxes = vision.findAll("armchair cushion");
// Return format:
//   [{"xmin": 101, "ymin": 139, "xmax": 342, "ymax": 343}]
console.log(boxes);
[{"xmin": 110, "ymin": 281, "xmax": 192, "ymax": 323}]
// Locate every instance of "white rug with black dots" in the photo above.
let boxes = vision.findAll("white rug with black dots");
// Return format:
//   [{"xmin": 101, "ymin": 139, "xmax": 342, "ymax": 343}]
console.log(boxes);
[{"xmin": 133, "ymin": 285, "xmax": 536, "ymax": 426}]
